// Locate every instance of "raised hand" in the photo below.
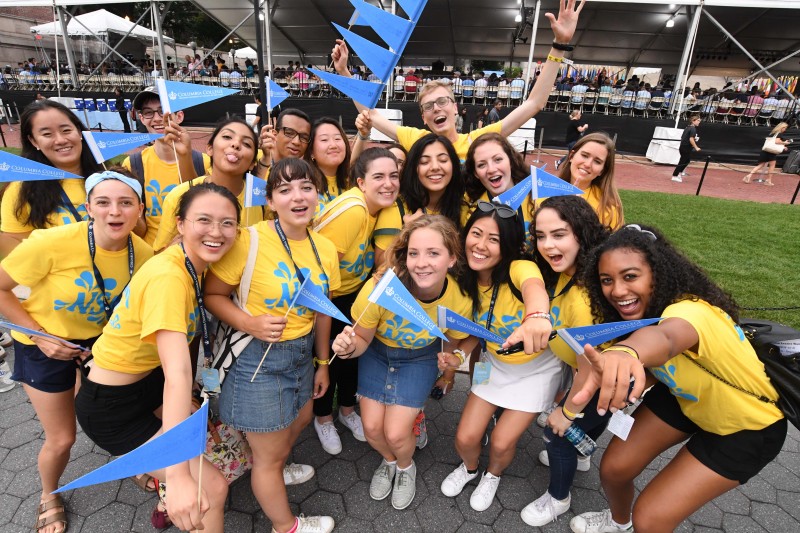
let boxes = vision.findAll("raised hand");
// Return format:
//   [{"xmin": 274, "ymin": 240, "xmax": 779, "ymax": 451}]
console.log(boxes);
[{"xmin": 545, "ymin": 0, "xmax": 586, "ymax": 44}]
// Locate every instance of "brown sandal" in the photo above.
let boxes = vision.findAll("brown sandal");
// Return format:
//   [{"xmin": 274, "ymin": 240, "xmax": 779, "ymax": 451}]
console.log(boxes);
[
  {"xmin": 132, "ymin": 473, "xmax": 157, "ymax": 492},
  {"xmin": 34, "ymin": 495, "xmax": 67, "ymax": 533}
]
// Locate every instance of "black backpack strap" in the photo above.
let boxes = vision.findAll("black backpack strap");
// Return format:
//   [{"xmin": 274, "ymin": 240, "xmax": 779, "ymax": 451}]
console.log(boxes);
[
  {"xmin": 190, "ymin": 150, "xmax": 206, "ymax": 177},
  {"xmin": 508, "ymin": 280, "xmax": 523, "ymax": 304}
]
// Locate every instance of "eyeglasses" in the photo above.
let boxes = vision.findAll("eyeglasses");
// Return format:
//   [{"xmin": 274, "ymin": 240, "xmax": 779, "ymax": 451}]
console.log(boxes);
[
  {"xmin": 185, "ymin": 217, "xmax": 239, "ymax": 236},
  {"xmin": 279, "ymin": 127, "xmax": 311, "ymax": 144},
  {"xmin": 420, "ymin": 96, "xmax": 455, "ymax": 112},
  {"xmin": 624, "ymin": 224, "xmax": 657, "ymax": 241},
  {"xmin": 476, "ymin": 200, "xmax": 517, "ymax": 219},
  {"xmin": 139, "ymin": 108, "xmax": 164, "ymax": 119}
]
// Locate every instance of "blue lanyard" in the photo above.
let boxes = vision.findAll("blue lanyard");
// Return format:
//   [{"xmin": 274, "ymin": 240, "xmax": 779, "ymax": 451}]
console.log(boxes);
[
  {"xmin": 87, "ymin": 221, "xmax": 134, "ymax": 320},
  {"xmin": 181, "ymin": 243, "xmax": 211, "ymax": 361},
  {"xmin": 59, "ymin": 187, "xmax": 83, "ymax": 223}
]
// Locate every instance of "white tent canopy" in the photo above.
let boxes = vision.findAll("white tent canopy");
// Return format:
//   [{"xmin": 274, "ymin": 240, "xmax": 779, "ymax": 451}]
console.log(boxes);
[
  {"xmin": 30, "ymin": 8, "xmax": 174, "ymax": 44},
  {"xmin": 229, "ymin": 46, "xmax": 258, "ymax": 61}
]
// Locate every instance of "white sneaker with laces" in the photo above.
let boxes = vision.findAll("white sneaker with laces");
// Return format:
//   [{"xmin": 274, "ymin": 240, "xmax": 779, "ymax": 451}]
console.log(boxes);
[
  {"xmin": 0, "ymin": 358, "xmax": 15, "ymax": 393},
  {"xmin": 469, "ymin": 472, "xmax": 500, "ymax": 511},
  {"xmin": 283, "ymin": 463, "xmax": 315, "ymax": 486},
  {"xmin": 337, "ymin": 410, "xmax": 366, "ymax": 442},
  {"xmin": 570, "ymin": 509, "xmax": 633, "ymax": 533},
  {"xmin": 314, "ymin": 418, "xmax": 342, "ymax": 455},
  {"xmin": 0, "ymin": 332, "xmax": 12, "ymax": 347},
  {"xmin": 671, "ymin": 175, "xmax": 683, "ymax": 182},
  {"xmin": 294, "ymin": 514, "xmax": 335, "ymax": 533},
  {"xmin": 538, "ymin": 449, "xmax": 591, "ymax": 472},
  {"xmin": 521, "ymin": 491, "xmax": 571, "ymax": 527},
  {"xmin": 441, "ymin": 463, "xmax": 479, "ymax": 497},
  {"xmin": 536, "ymin": 402, "xmax": 558, "ymax": 428}
]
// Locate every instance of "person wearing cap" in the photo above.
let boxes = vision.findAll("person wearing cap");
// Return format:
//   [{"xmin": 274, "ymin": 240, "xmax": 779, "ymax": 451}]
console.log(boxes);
[
  {"xmin": 123, "ymin": 87, "xmax": 211, "ymax": 245},
  {"xmin": 0, "ymin": 167, "xmax": 152, "ymax": 533}
]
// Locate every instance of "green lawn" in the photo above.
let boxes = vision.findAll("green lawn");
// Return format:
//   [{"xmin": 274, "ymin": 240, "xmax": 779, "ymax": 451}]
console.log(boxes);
[{"xmin": 621, "ymin": 190, "xmax": 800, "ymax": 328}]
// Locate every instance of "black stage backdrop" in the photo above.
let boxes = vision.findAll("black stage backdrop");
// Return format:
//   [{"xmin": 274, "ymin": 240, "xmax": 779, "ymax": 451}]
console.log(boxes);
[{"xmin": 2, "ymin": 90, "xmax": 794, "ymax": 167}]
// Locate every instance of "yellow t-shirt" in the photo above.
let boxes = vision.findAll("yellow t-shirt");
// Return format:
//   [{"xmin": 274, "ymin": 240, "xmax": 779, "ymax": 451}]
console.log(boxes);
[
  {"xmin": 0, "ymin": 222, "xmax": 153, "ymax": 345},
  {"xmin": 351, "ymin": 274, "xmax": 470, "ymax": 349},
  {"xmin": 582, "ymin": 186, "xmax": 621, "ymax": 231},
  {"xmin": 316, "ymin": 175, "xmax": 341, "ymax": 216},
  {"xmin": 473, "ymin": 260, "xmax": 545, "ymax": 364},
  {"xmin": 153, "ymin": 176, "xmax": 265, "ymax": 251},
  {"xmin": 653, "ymin": 299, "xmax": 782, "ymax": 434},
  {"xmin": 1, "ymin": 178, "xmax": 87, "ymax": 233},
  {"xmin": 210, "ymin": 221, "xmax": 341, "ymax": 340},
  {"xmin": 396, "ymin": 122, "xmax": 503, "ymax": 162},
  {"xmin": 373, "ymin": 200, "xmax": 471, "ymax": 252},
  {"xmin": 122, "ymin": 146, "xmax": 212, "ymax": 245},
  {"xmin": 548, "ymin": 273, "xmax": 594, "ymax": 368},
  {"xmin": 465, "ymin": 191, "xmax": 536, "ymax": 253},
  {"xmin": 313, "ymin": 187, "xmax": 375, "ymax": 298},
  {"xmin": 92, "ymin": 245, "xmax": 201, "ymax": 374}
]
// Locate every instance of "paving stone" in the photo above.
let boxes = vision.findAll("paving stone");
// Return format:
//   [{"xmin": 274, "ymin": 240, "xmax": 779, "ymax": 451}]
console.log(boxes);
[
  {"xmin": 62, "ymin": 477, "xmax": 119, "ymax": 516},
  {"xmin": 757, "ymin": 460, "xmax": 800, "ymax": 492},
  {"xmin": 291, "ymin": 437, "xmax": 334, "ymax": 472},
  {"xmin": 415, "ymin": 494, "xmax": 463, "ymax": 533},
  {"xmin": 737, "ymin": 475, "xmax": 777, "ymax": 504},
  {"xmin": 430, "ymin": 411, "xmax": 460, "ymax": 438},
  {"xmin": 286, "ymin": 474, "xmax": 320, "ymax": 505},
  {"xmin": 341, "ymin": 480, "xmax": 385, "ymax": 521},
  {"xmin": 117, "ymin": 476, "xmax": 159, "ymax": 507},
  {"xmin": 491, "ymin": 508, "xmax": 534, "ymax": 532},
  {"xmin": 4, "ymin": 469, "xmax": 41, "ymax": 499},
  {"xmin": 456, "ymin": 522, "xmax": 493, "ymax": 533},
  {"xmin": 223, "ymin": 509, "xmax": 254, "ymax": 531},
  {"xmin": 711, "ymin": 487, "xmax": 751, "ymax": 515},
  {"xmin": 372, "ymin": 506, "xmax": 421, "ymax": 531},
  {"xmin": 333, "ymin": 515, "xmax": 374, "ymax": 533},
  {"xmin": 299, "ymin": 490, "xmax": 345, "ymax": 523},
  {"xmin": 316, "ymin": 458, "xmax": 357, "ymax": 493},
  {"xmin": 0, "ymin": 466, "xmax": 14, "ymax": 494},
  {"xmin": 453, "ymin": 484, "xmax": 503, "ymax": 525},
  {"xmin": 751, "ymin": 501, "xmax": 800, "ymax": 532},
  {"xmin": 689, "ymin": 501, "xmax": 723, "ymax": 528},
  {"xmin": 722, "ymin": 513, "xmax": 769, "ymax": 533},
  {"xmin": 0, "ymin": 420, "xmax": 40, "ymax": 448},
  {"xmin": 0, "ymin": 402, "xmax": 35, "ymax": 430},
  {"xmin": 80, "ymin": 501, "xmax": 134, "ymax": 532},
  {"xmin": 1, "ymin": 439, "xmax": 41, "ymax": 474},
  {"xmin": 440, "ymin": 390, "xmax": 468, "ymax": 413},
  {"xmin": 423, "ymin": 397, "xmax": 444, "ymax": 420},
  {"xmin": 0, "ymin": 493, "xmax": 21, "ymax": 524},
  {"xmin": 493, "ymin": 474, "xmax": 533, "ymax": 512}
]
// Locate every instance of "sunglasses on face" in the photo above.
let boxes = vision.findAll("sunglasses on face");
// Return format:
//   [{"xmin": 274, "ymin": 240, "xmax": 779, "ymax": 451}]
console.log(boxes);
[{"xmin": 476, "ymin": 200, "xmax": 517, "ymax": 219}]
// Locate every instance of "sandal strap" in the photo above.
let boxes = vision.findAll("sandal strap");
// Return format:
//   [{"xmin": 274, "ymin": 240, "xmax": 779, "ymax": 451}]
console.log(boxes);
[
  {"xmin": 35, "ymin": 510, "xmax": 67, "ymax": 531},
  {"xmin": 37, "ymin": 496, "xmax": 64, "ymax": 514}
]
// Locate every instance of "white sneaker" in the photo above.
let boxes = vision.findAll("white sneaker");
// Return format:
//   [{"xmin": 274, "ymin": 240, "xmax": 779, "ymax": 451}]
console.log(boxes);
[
  {"xmin": 0, "ymin": 332, "xmax": 12, "ymax": 347},
  {"xmin": 441, "ymin": 463, "xmax": 479, "ymax": 497},
  {"xmin": 0, "ymin": 358, "xmax": 15, "ymax": 393},
  {"xmin": 469, "ymin": 472, "xmax": 500, "ymax": 512},
  {"xmin": 314, "ymin": 418, "xmax": 342, "ymax": 455},
  {"xmin": 681, "ymin": 171, "xmax": 689, "ymax": 177},
  {"xmin": 538, "ymin": 449, "xmax": 591, "ymax": 472},
  {"xmin": 283, "ymin": 463, "xmax": 315, "ymax": 486},
  {"xmin": 294, "ymin": 514, "xmax": 335, "ymax": 533},
  {"xmin": 570, "ymin": 509, "xmax": 633, "ymax": 533},
  {"xmin": 521, "ymin": 491, "xmax": 571, "ymax": 527},
  {"xmin": 369, "ymin": 459, "xmax": 396, "ymax": 500},
  {"xmin": 337, "ymin": 410, "xmax": 366, "ymax": 442},
  {"xmin": 671, "ymin": 175, "xmax": 683, "ymax": 182},
  {"xmin": 391, "ymin": 462, "xmax": 417, "ymax": 510},
  {"xmin": 536, "ymin": 402, "xmax": 558, "ymax": 428}
]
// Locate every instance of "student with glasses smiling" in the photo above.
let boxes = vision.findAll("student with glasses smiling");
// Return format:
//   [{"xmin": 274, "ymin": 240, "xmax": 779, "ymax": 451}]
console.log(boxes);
[
  {"xmin": 254, "ymin": 108, "xmax": 312, "ymax": 177},
  {"xmin": 330, "ymin": 0, "xmax": 586, "ymax": 161}
]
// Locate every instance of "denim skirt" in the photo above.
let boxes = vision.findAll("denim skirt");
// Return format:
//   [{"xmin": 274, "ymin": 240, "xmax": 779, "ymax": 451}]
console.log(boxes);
[
  {"xmin": 220, "ymin": 332, "xmax": 313, "ymax": 433},
  {"xmin": 357, "ymin": 338, "xmax": 438, "ymax": 409}
]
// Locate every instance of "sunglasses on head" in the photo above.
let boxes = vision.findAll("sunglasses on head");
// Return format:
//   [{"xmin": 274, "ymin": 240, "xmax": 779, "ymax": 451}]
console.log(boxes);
[{"xmin": 476, "ymin": 200, "xmax": 517, "ymax": 219}]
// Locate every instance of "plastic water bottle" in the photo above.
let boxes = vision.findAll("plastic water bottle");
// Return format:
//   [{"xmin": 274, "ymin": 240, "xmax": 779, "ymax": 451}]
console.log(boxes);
[{"xmin": 564, "ymin": 424, "xmax": 597, "ymax": 456}]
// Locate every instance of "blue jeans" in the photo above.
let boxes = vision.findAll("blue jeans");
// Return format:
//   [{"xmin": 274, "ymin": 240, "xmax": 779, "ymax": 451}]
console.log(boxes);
[{"xmin": 544, "ymin": 389, "xmax": 612, "ymax": 500}]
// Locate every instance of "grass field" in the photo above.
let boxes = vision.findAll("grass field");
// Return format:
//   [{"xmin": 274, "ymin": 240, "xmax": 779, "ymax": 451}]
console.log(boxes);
[{"xmin": 621, "ymin": 190, "xmax": 800, "ymax": 328}]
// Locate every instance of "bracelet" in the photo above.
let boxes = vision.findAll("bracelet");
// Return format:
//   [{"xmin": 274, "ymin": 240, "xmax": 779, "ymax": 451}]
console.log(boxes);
[
  {"xmin": 562, "ymin": 405, "xmax": 584, "ymax": 420},
  {"xmin": 452, "ymin": 348, "xmax": 466, "ymax": 366},
  {"xmin": 357, "ymin": 132, "xmax": 370, "ymax": 141},
  {"xmin": 257, "ymin": 159, "xmax": 271, "ymax": 168},
  {"xmin": 523, "ymin": 311, "xmax": 551, "ymax": 323},
  {"xmin": 602, "ymin": 345, "xmax": 640, "ymax": 360},
  {"xmin": 547, "ymin": 54, "xmax": 564, "ymax": 63},
  {"xmin": 552, "ymin": 41, "xmax": 575, "ymax": 52},
  {"xmin": 313, "ymin": 357, "xmax": 330, "ymax": 366},
  {"xmin": 438, "ymin": 378, "xmax": 453, "ymax": 385}
]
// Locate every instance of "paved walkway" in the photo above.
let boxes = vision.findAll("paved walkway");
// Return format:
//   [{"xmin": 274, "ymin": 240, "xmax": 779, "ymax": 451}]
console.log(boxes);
[{"xmin": 1, "ymin": 347, "xmax": 799, "ymax": 532}]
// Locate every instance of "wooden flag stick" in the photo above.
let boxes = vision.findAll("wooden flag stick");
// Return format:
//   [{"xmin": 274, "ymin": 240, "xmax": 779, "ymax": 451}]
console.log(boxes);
[
  {"xmin": 328, "ymin": 301, "xmax": 371, "ymax": 365},
  {"xmin": 167, "ymin": 115, "xmax": 184, "ymax": 183},
  {"xmin": 250, "ymin": 305, "xmax": 295, "ymax": 382},
  {"xmin": 193, "ymin": 454, "xmax": 203, "ymax": 533}
]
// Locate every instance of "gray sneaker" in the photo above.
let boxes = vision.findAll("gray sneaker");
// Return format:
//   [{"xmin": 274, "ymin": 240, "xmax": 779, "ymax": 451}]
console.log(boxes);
[
  {"xmin": 0, "ymin": 358, "xmax": 15, "ymax": 393},
  {"xmin": 369, "ymin": 459, "xmax": 396, "ymax": 501},
  {"xmin": 391, "ymin": 462, "xmax": 417, "ymax": 510}
]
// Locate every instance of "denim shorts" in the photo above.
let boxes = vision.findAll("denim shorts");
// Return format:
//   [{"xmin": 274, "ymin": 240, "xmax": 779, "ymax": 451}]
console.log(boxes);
[
  {"xmin": 12, "ymin": 337, "xmax": 95, "ymax": 393},
  {"xmin": 219, "ymin": 333, "xmax": 314, "ymax": 433},
  {"xmin": 357, "ymin": 339, "xmax": 438, "ymax": 409}
]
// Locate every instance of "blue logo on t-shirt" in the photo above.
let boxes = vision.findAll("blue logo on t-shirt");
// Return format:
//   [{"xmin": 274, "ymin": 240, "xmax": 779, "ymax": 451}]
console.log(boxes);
[
  {"xmin": 146, "ymin": 180, "xmax": 178, "ymax": 217},
  {"xmin": 55, "ymin": 204, "xmax": 88, "ymax": 225},
  {"xmin": 263, "ymin": 262, "xmax": 330, "ymax": 316},
  {"xmin": 53, "ymin": 270, "xmax": 118, "ymax": 324},
  {"xmin": 651, "ymin": 363, "xmax": 699, "ymax": 401}
]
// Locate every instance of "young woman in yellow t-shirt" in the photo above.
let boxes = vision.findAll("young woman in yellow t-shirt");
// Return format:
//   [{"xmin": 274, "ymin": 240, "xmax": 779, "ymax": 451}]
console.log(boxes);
[
  {"xmin": 303, "ymin": 117, "xmax": 351, "ymax": 214},
  {"xmin": 0, "ymin": 169, "xmax": 151, "ymax": 533},
  {"xmin": 311, "ymin": 148, "xmax": 400, "ymax": 456},
  {"xmin": 205, "ymin": 158, "xmax": 339, "ymax": 533},
  {"xmin": 570, "ymin": 225, "xmax": 786, "ymax": 533},
  {"xmin": 75, "ymin": 182, "xmax": 239, "ymax": 533},
  {"xmin": 438, "ymin": 201, "xmax": 557, "ymax": 513},
  {"xmin": 0, "ymin": 100, "xmax": 107, "ymax": 257},
  {"xmin": 332, "ymin": 216, "xmax": 478, "ymax": 510}
]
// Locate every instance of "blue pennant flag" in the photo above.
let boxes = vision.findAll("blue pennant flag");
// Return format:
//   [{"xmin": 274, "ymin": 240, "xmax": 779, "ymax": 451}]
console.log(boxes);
[
  {"xmin": 348, "ymin": 0, "xmax": 415, "ymax": 52},
  {"xmin": 294, "ymin": 282, "xmax": 351, "ymax": 325},
  {"xmin": 0, "ymin": 150, "xmax": 83, "ymax": 183},
  {"xmin": 531, "ymin": 165, "xmax": 584, "ymax": 199},
  {"xmin": 156, "ymin": 79, "xmax": 240, "ymax": 114},
  {"xmin": 437, "ymin": 306, "xmax": 504, "ymax": 345},
  {"xmin": 367, "ymin": 269, "xmax": 448, "ymax": 342},
  {"xmin": 54, "ymin": 401, "xmax": 208, "ymax": 494},
  {"xmin": 396, "ymin": 0, "xmax": 428, "ymax": 22},
  {"xmin": 309, "ymin": 68, "xmax": 384, "ymax": 109},
  {"xmin": 0, "ymin": 321, "xmax": 89, "ymax": 352},
  {"xmin": 557, "ymin": 318, "xmax": 662, "ymax": 355},
  {"xmin": 332, "ymin": 23, "xmax": 398, "ymax": 81},
  {"xmin": 244, "ymin": 173, "xmax": 267, "ymax": 208},
  {"xmin": 348, "ymin": 11, "xmax": 369, "ymax": 26},
  {"xmin": 83, "ymin": 131, "xmax": 163, "ymax": 164},
  {"xmin": 494, "ymin": 175, "xmax": 532, "ymax": 210},
  {"xmin": 266, "ymin": 78, "xmax": 290, "ymax": 111}
]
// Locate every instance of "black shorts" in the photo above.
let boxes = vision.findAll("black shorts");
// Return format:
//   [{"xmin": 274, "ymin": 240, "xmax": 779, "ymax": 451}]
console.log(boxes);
[
  {"xmin": 75, "ymin": 367, "xmax": 165, "ymax": 456},
  {"xmin": 643, "ymin": 381, "xmax": 787, "ymax": 484},
  {"xmin": 11, "ymin": 338, "xmax": 95, "ymax": 393}
]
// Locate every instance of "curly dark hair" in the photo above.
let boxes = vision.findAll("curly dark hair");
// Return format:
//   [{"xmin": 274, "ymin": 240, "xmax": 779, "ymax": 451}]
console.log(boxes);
[
  {"xmin": 401, "ymin": 133, "xmax": 465, "ymax": 231},
  {"xmin": 459, "ymin": 205, "xmax": 524, "ymax": 316},
  {"xmin": 531, "ymin": 196, "xmax": 610, "ymax": 291},
  {"xmin": 463, "ymin": 133, "xmax": 529, "ymax": 202},
  {"xmin": 582, "ymin": 224, "xmax": 739, "ymax": 323}
]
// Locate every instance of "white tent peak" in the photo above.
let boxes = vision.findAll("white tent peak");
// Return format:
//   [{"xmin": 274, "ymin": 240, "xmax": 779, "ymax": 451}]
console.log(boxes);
[{"xmin": 30, "ymin": 8, "xmax": 174, "ymax": 44}]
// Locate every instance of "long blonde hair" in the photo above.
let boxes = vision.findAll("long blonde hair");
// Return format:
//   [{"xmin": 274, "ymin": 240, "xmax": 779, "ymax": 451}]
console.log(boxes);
[{"xmin": 771, "ymin": 122, "xmax": 789, "ymax": 136}]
